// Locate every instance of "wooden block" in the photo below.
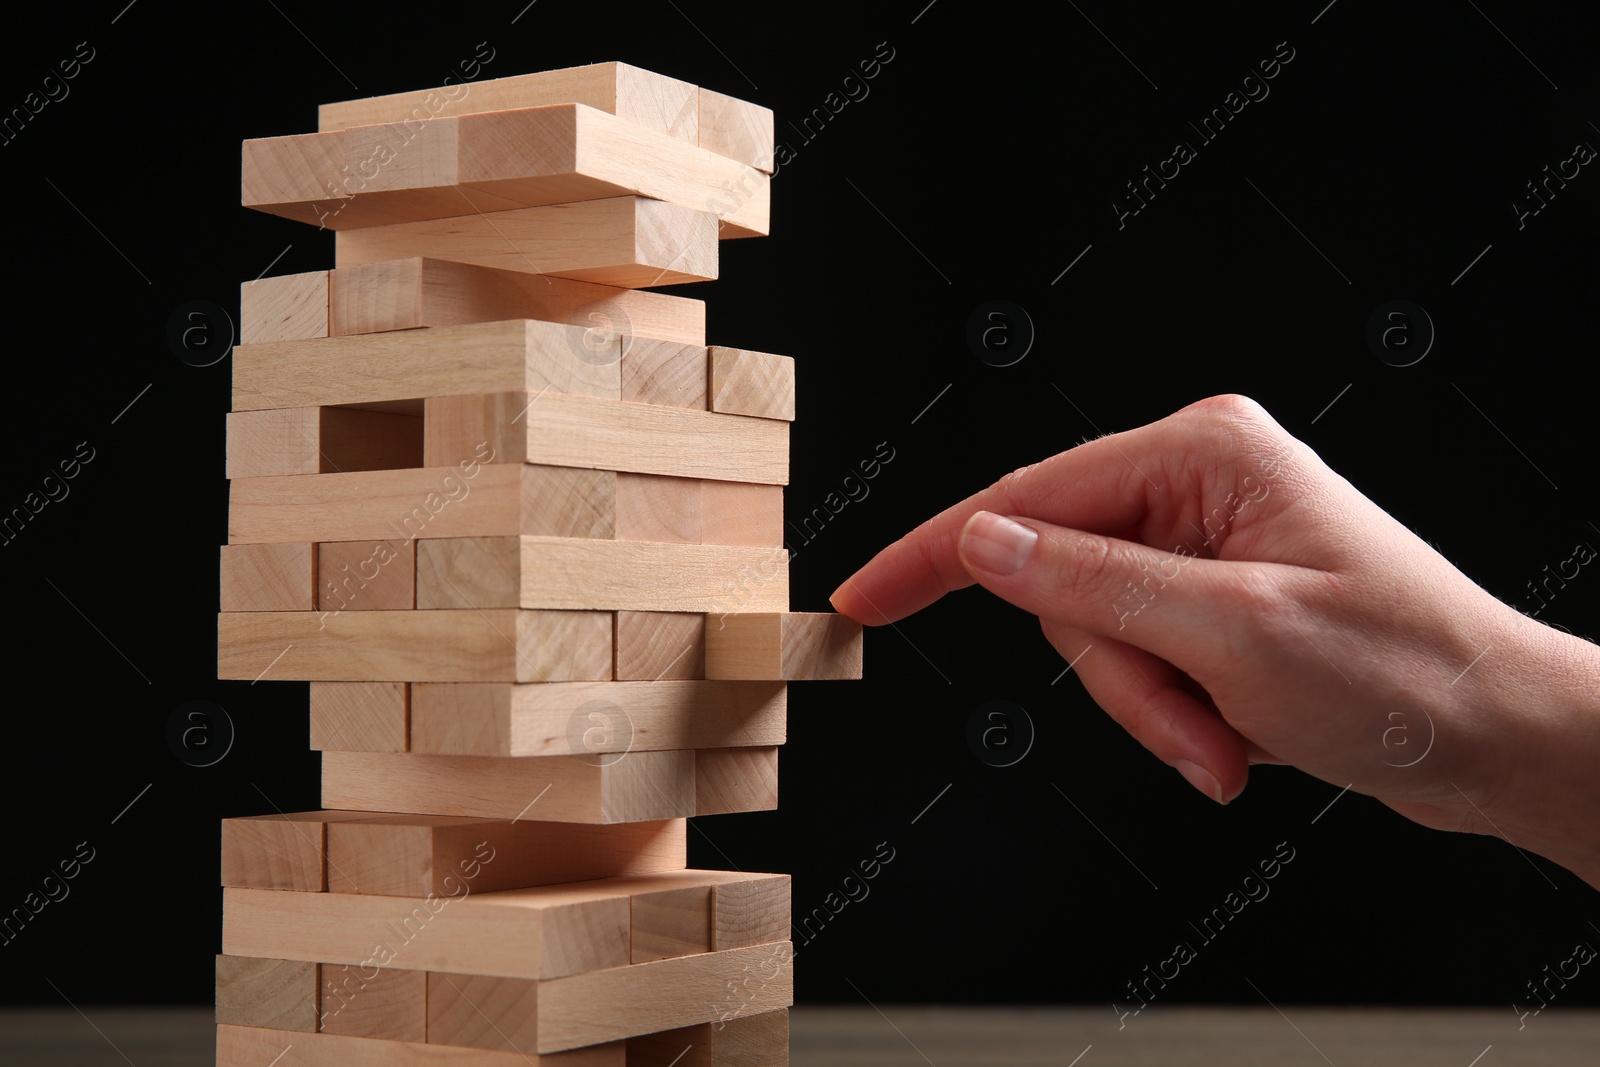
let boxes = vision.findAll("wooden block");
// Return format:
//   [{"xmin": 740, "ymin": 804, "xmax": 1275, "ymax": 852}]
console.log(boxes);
[
  {"xmin": 705, "ymin": 614, "xmax": 862, "ymax": 681},
  {"xmin": 699, "ymin": 483, "xmax": 783, "ymax": 548},
  {"xmin": 234, "ymin": 319, "xmax": 619, "ymax": 413},
  {"xmin": 225, "ymin": 407, "xmax": 423, "ymax": 481},
  {"xmin": 616, "ymin": 473, "xmax": 700, "ymax": 544},
  {"xmin": 695, "ymin": 749, "xmax": 779, "ymax": 816},
  {"xmin": 708, "ymin": 348, "xmax": 794, "ymax": 422},
  {"xmin": 324, "ymin": 816, "xmax": 687, "ymax": 896},
  {"xmin": 621, "ymin": 339, "xmax": 709, "ymax": 408},
  {"xmin": 319, "ymin": 61, "xmax": 702, "ymax": 151},
  {"xmin": 221, "ymin": 812, "xmax": 376, "ymax": 891},
  {"xmin": 698, "ymin": 87, "xmax": 777, "ymax": 173},
  {"xmin": 317, "ymin": 540, "xmax": 414, "ymax": 611},
  {"xmin": 309, "ymin": 682, "xmax": 409, "ymax": 753},
  {"xmin": 614, "ymin": 612, "xmax": 704, "ymax": 681},
  {"xmin": 335, "ymin": 197, "xmax": 717, "ymax": 288},
  {"xmin": 413, "ymin": 536, "xmax": 788, "ymax": 613},
  {"xmin": 631, "ymin": 884, "xmax": 712, "ymax": 963},
  {"xmin": 628, "ymin": 1008, "xmax": 789, "ymax": 1067},
  {"xmin": 215, "ymin": 955, "xmax": 319, "ymax": 1032},
  {"xmin": 219, "ymin": 543, "xmax": 316, "ymax": 612},
  {"xmin": 422, "ymin": 392, "xmax": 787, "ymax": 485},
  {"xmin": 408, "ymin": 681, "xmax": 786, "ymax": 757},
  {"xmin": 319, "ymin": 964, "xmax": 426, "ymax": 1040},
  {"xmin": 245, "ymin": 105, "xmax": 768, "ymax": 238},
  {"xmin": 321, "ymin": 750, "xmax": 696, "ymax": 823},
  {"xmin": 228, "ymin": 464, "xmax": 614, "ymax": 546},
  {"xmin": 217, "ymin": 609, "xmax": 613, "ymax": 683},
  {"xmin": 329, "ymin": 258, "xmax": 705, "ymax": 345},
  {"xmin": 240, "ymin": 270, "xmax": 328, "ymax": 344},
  {"xmin": 712, "ymin": 875, "xmax": 790, "ymax": 951},
  {"xmin": 224, "ymin": 879, "xmax": 638, "ymax": 980},
  {"xmin": 217, "ymin": 1023, "xmax": 624, "ymax": 1066}
]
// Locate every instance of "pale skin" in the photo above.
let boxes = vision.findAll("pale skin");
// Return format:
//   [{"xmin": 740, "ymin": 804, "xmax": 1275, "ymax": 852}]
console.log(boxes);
[{"xmin": 830, "ymin": 395, "xmax": 1600, "ymax": 891}]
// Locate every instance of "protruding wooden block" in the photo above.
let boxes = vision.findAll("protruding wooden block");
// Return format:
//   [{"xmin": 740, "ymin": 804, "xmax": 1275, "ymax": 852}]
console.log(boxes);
[
  {"xmin": 694, "ymin": 748, "xmax": 779, "ymax": 816},
  {"xmin": 712, "ymin": 874, "xmax": 790, "ymax": 951},
  {"xmin": 698, "ymin": 87, "xmax": 777, "ymax": 173},
  {"xmin": 334, "ymin": 198, "xmax": 718, "ymax": 288},
  {"xmin": 240, "ymin": 270, "xmax": 328, "ymax": 344},
  {"xmin": 700, "ymin": 483, "xmax": 783, "ymax": 548},
  {"xmin": 408, "ymin": 680, "xmax": 786, "ymax": 757},
  {"xmin": 225, "ymin": 407, "xmax": 424, "ymax": 481},
  {"xmin": 221, "ymin": 812, "xmax": 375, "ymax": 891},
  {"xmin": 705, "ymin": 613, "xmax": 862, "ymax": 680},
  {"xmin": 709, "ymin": 347, "xmax": 795, "ymax": 422},
  {"xmin": 318, "ymin": 964, "xmax": 426, "ymax": 1040},
  {"xmin": 229, "ymin": 464, "xmax": 614, "ymax": 546},
  {"xmin": 631, "ymin": 884, "xmax": 712, "ymax": 963},
  {"xmin": 217, "ymin": 609, "xmax": 614, "ymax": 683},
  {"xmin": 234, "ymin": 319, "xmax": 620, "ymax": 413},
  {"xmin": 628, "ymin": 1008, "xmax": 790, "ymax": 1067},
  {"xmin": 423, "ymin": 391, "xmax": 788, "ymax": 485},
  {"xmin": 309, "ymin": 682, "xmax": 409, "ymax": 753},
  {"xmin": 219, "ymin": 543, "xmax": 317, "ymax": 612},
  {"xmin": 614, "ymin": 612, "xmax": 704, "ymax": 681},
  {"xmin": 319, "ymin": 62, "xmax": 702, "ymax": 151},
  {"xmin": 215, "ymin": 955, "xmax": 319, "ymax": 1032},
  {"xmin": 622, "ymin": 339, "xmax": 709, "ymax": 409},
  {"xmin": 317, "ymin": 539, "xmax": 415, "ymax": 611},
  {"xmin": 328, "ymin": 259, "xmax": 706, "ymax": 346},
  {"xmin": 616, "ymin": 473, "xmax": 700, "ymax": 544},
  {"xmin": 324, "ymin": 816, "xmax": 687, "ymax": 896},
  {"xmin": 217, "ymin": 1023, "xmax": 623, "ymax": 1066},
  {"xmin": 414, "ymin": 536, "xmax": 788, "ymax": 613},
  {"xmin": 320, "ymin": 750, "xmax": 696, "ymax": 823}
]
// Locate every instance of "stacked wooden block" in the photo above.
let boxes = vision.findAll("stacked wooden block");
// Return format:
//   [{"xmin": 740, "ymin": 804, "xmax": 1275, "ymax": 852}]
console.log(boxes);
[{"xmin": 215, "ymin": 62, "xmax": 862, "ymax": 1066}]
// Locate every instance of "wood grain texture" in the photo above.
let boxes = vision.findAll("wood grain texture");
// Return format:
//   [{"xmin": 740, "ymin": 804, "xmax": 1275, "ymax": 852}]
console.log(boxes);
[
  {"xmin": 223, "ymin": 882, "xmax": 631, "ymax": 981},
  {"xmin": 627, "ymin": 1008, "xmax": 789, "ymax": 1067},
  {"xmin": 217, "ymin": 609, "xmax": 613, "ymax": 683},
  {"xmin": 234, "ymin": 319, "xmax": 619, "ymax": 413},
  {"xmin": 225, "ymin": 408, "xmax": 423, "ymax": 481},
  {"xmin": 614, "ymin": 611, "xmax": 705, "ymax": 681},
  {"xmin": 408, "ymin": 680, "xmax": 786, "ymax": 757},
  {"xmin": 334, "ymin": 197, "xmax": 717, "ymax": 288},
  {"xmin": 214, "ymin": 955, "xmax": 319, "ymax": 1032},
  {"xmin": 694, "ymin": 748, "xmax": 780, "ymax": 816},
  {"xmin": 704, "ymin": 613, "xmax": 862, "ymax": 681},
  {"xmin": 699, "ymin": 483, "xmax": 784, "ymax": 548},
  {"xmin": 320, "ymin": 750, "xmax": 695, "ymax": 823},
  {"xmin": 421, "ymin": 392, "xmax": 787, "ymax": 484},
  {"xmin": 245, "ymin": 105, "xmax": 767, "ymax": 237},
  {"xmin": 329, "ymin": 258, "xmax": 705, "ymax": 345},
  {"xmin": 228, "ymin": 464, "xmax": 614, "ymax": 546},
  {"xmin": 412, "ymin": 536, "xmax": 788, "ymax": 613},
  {"xmin": 318, "ymin": 964, "xmax": 426, "ymax": 1040},
  {"xmin": 621, "ymin": 339, "xmax": 709, "ymax": 408},
  {"xmin": 698, "ymin": 87, "xmax": 777, "ymax": 173},
  {"xmin": 217, "ymin": 1023, "xmax": 623, "ymax": 1066},
  {"xmin": 324, "ymin": 816, "xmax": 686, "ymax": 896},
  {"xmin": 708, "ymin": 347, "xmax": 795, "ymax": 422},
  {"xmin": 616, "ymin": 473, "xmax": 700, "ymax": 544},
  {"xmin": 309, "ymin": 682, "xmax": 409, "ymax": 753},
  {"xmin": 630, "ymin": 884, "xmax": 712, "ymax": 964},
  {"xmin": 712, "ymin": 875, "xmax": 791, "ymax": 951},
  {"xmin": 220, "ymin": 812, "xmax": 376, "ymax": 892},
  {"xmin": 318, "ymin": 61, "xmax": 701, "ymax": 152},
  {"xmin": 239, "ymin": 271, "xmax": 328, "ymax": 345},
  {"xmin": 317, "ymin": 539, "xmax": 415, "ymax": 611},
  {"xmin": 219, "ymin": 542, "xmax": 316, "ymax": 612}
]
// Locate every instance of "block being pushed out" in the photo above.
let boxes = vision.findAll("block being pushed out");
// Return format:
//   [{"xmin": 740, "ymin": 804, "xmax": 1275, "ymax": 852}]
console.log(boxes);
[{"xmin": 705, "ymin": 613, "xmax": 862, "ymax": 680}]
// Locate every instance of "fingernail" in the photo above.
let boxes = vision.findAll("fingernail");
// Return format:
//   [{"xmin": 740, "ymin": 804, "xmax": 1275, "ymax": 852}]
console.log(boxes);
[
  {"xmin": 962, "ymin": 512, "xmax": 1037, "ymax": 575},
  {"xmin": 1174, "ymin": 759, "xmax": 1225, "ymax": 804}
]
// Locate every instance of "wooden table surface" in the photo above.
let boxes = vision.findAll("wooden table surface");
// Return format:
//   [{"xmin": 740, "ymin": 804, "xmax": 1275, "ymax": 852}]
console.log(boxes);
[{"xmin": 3, "ymin": 1005, "xmax": 1593, "ymax": 1065}]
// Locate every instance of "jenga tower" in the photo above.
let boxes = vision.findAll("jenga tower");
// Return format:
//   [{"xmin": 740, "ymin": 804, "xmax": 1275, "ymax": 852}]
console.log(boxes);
[{"xmin": 214, "ymin": 62, "xmax": 862, "ymax": 1066}]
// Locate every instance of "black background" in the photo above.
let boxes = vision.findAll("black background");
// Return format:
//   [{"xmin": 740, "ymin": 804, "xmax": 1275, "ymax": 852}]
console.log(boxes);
[{"xmin": 3, "ymin": 0, "xmax": 1597, "ymax": 1017}]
